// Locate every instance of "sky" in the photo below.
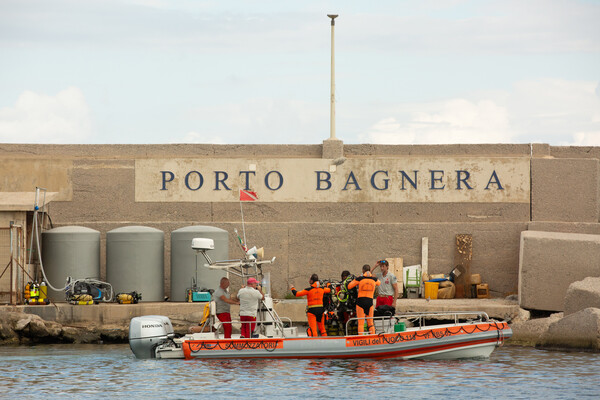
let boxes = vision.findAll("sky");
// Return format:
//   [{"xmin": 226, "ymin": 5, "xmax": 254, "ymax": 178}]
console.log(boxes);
[{"xmin": 0, "ymin": 0, "xmax": 599, "ymax": 146}]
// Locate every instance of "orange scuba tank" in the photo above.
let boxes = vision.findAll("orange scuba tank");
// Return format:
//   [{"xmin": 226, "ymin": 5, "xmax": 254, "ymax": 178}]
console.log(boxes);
[{"xmin": 24, "ymin": 282, "xmax": 31, "ymax": 302}]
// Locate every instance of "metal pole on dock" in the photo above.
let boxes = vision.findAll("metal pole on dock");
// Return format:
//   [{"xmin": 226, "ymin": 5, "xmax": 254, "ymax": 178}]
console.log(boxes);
[{"xmin": 328, "ymin": 14, "xmax": 338, "ymax": 140}]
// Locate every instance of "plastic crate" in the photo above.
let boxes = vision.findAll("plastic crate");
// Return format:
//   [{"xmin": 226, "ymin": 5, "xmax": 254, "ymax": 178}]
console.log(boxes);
[{"xmin": 192, "ymin": 292, "xmax": 211, "ymax": 302}]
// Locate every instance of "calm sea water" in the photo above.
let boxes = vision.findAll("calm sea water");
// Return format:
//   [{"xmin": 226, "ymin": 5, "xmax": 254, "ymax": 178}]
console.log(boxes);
[{"xmin": 0, "ymin": 344, "xmax": 598, "ymax": 399}]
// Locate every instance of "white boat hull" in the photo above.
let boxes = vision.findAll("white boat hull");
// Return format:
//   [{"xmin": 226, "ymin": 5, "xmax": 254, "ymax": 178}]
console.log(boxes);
[{"xmin": 178, "ymin": 321, "xmax": 511, "ymax": 360}]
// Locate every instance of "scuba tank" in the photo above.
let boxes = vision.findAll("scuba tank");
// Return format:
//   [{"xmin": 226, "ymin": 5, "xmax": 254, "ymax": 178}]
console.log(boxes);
[
  {"xmin": 29, "ymin": 282, "xmax": 40, "ymax": 304},
  {"xmin": 116, "ymin": 291, "xmax": 142, "ymax": 304},
  {"xmin": 24, "ymin": 282, "xmax": 31, "ymax": 303},
  {"xmin": 39, "ymin": 281, "xmax": 48, "ymax": 304},
  {"xmin": 69, "ymin": 294, "xmax": 94, "ymax": 305}
]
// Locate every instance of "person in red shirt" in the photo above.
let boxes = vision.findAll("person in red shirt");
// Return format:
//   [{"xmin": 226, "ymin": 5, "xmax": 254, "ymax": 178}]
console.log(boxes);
[{"xmin": 291, "ymin": 274, "xmax": 331, "ymax": 337}]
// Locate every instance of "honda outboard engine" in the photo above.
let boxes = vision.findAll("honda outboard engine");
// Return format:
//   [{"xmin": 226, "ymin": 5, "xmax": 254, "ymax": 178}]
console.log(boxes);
[{"xmin": 129, "ymin": 316, "xmax": 174, "ymax": 359}]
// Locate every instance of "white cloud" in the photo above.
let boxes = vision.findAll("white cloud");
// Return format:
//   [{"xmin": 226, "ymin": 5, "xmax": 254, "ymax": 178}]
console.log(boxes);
[
  {"xmin": 358, "ymin": 79, "xmax": 600, "ymax": 145},
  {"xmin": 361, "ymin": 99, "xmax": 513, "ymax": 144},
  {"xmin": 0, "ymin": 87, "xmax": 93, "ymax": 143},
  {"xmin": 571, "ymin": 132, "xmax": 600, "ymax": 146}
]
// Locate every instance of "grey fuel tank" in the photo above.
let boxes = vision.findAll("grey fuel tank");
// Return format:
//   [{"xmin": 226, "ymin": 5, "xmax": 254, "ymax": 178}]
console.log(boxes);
[
  {"xmin": 170, "ymin": 226, "xmax": 228, "ymax": 302},
  {"xmin": 41, "ymin": 226, "xmax": 101, "ymax": 302},
  {"xmin": 106, "ymin": 226, "xmax": 164, "ymax": 301}
]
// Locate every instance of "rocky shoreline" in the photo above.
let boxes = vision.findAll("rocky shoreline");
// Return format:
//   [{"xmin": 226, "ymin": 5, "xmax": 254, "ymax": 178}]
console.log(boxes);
[
  {"xmin": 2, "ymin": 277, "xmax": 599, "ymax": 350},
  {"xmin": 508, "ymin": 277, "xmax": 600, "ymax": 351}
]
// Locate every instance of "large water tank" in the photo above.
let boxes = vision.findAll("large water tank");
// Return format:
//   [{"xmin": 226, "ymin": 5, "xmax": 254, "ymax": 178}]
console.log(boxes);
[
  {"xmin": 170, "ymin": 226, "xmax": 228, "ymax": 302},
  {"xmin": 41, "ymin": 226, "xmax": 100, "ymax": 302},
  {"xmin": 106, "ymin": 226, "xmax": 164, "ymax": 302}
]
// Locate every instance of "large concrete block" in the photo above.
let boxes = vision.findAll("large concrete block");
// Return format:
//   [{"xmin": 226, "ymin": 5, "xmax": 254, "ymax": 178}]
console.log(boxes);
[
  {"xmin": 564, "ymin": 277, "xmax": 600, "ymax": 316},
  {"xmin": 519, "ymin": 231, "xmax": 600, "ymax": 311},
  {"xmin": 531, "ymin": 158, "xmax": 599, "ymax": 222},
  {"xmin": 541, "ymin": 308, "xmax": 600, "ymax": 350}
]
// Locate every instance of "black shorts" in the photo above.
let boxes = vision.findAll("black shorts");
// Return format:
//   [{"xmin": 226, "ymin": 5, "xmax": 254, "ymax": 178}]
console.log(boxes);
[
  {"xmin": 356, "ymin": 297, "xmax": 373, "ymax": 315},
  {"xmin": 307, "ymin": 306, "xmax": 325, "ymax": 322}
]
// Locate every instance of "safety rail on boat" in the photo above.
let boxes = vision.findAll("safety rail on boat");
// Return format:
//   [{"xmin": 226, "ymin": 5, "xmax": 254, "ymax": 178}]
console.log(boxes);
[
  {"xmin": 344, "ymin": 311, "xmax": 491, "ymax": 336},
  {"xmin": 206, "ymin": 316, "xmax": 294, "ymax": 338},
  {"xmin": 395, "ymin": 311, "xmax": 491, "ymax": 328},
  {"xmin": 344, "ymin": 315, "xmax": 396, "ymax": 336}
]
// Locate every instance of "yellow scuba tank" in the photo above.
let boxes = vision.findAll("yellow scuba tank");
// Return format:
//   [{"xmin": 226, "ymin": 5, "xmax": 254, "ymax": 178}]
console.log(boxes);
[
  {"xmin": 68, "ymin": 293, "xmax": 95, "ymax": 305},
  {"xmin": 117, "ymin": 293, "xmax": 134, "ymax": 304},
  {"xmin": 72, "ymin": 294, "xmax": 93, "ymax": 302},
  {"xmin": 116, "ymin": 291, "xmax": 141, "ymax": 304},
  {"xmin": 39, "ymin": 281, "xmax": 48, "ymax": 304}
]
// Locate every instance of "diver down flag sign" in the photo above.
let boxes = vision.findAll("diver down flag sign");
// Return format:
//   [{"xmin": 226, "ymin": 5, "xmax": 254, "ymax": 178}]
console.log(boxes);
[{"xmin": 239, "ymin": 190, "xmax": 258, "ymax": 201}]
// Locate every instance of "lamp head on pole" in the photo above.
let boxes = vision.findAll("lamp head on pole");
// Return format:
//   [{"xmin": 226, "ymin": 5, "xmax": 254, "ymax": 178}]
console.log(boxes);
[{"xmin": 327, "ymin": 14, "xmax": 338, "ymax": 25}]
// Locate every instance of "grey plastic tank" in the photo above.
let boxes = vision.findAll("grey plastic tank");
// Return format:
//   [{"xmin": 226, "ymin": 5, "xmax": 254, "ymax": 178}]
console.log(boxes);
[
  {"xmin": 170, "ymin": 226, "xmax": 228, "ymax": 302},
  {"xmin": 41, "ymin": 226, "xmax": 100, "ymax": 302},
  {"xmin": 106, "ymin": 226, "xmax": 164, "ymax": 302}
]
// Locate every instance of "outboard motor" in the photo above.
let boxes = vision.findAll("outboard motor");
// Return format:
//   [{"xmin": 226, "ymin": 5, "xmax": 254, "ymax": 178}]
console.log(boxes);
[{"xmin": 129, "ymin": 316, "xmax": 174, "ymax": 359}]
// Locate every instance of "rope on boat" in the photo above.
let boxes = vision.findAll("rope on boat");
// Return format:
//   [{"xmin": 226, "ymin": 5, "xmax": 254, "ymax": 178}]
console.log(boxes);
[
  {"xmin": 378, "ymin": 321, "xmax": 508, "ymax": 345},
  {"xmin": 187, "ymin": 321, "xmax": 508, "ymax": 354},
  {"xmin": 189, "ymin": 339, "xmax": 281, "ymax": 353}
]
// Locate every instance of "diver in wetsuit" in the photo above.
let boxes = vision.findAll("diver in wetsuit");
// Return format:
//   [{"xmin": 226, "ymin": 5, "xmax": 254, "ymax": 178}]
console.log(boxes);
[
  {"xmin": 291, "ymin": 274, "xmax": 331, "ymax": 337},
  {"xmin": 347, "ymin": 264, "xmax": 380, "ymax": 335}
]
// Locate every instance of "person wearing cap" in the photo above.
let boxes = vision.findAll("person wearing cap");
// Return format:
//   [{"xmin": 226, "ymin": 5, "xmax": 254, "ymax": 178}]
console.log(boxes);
[
  {"xmin": 371, "ymin": 259, "xmax": 399, "ymax": 308},
  {"xmin": 290, "ymin": 273, "xmax": 331, "ymax": 337},
  {"xmin": 237, "ymin": 277, "xmax": 265, "ymax": 338}
]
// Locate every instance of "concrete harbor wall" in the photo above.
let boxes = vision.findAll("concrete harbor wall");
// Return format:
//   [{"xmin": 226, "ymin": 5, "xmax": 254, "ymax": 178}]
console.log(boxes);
[{"xmin": 0, "ymin": 143, "xmax": 599, "ymax": 311}]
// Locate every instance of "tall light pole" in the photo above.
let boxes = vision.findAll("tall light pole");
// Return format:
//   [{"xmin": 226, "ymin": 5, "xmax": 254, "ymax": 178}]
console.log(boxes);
[{"xmin": 328, "ymin": 14, "xmax": 338, "ymax": 140}]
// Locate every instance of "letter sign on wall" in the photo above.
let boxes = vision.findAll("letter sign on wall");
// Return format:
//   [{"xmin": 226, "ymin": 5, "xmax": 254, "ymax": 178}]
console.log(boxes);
[{"xmin": 135, "ymin": 157, "xmax": 529, "ymax": 203}]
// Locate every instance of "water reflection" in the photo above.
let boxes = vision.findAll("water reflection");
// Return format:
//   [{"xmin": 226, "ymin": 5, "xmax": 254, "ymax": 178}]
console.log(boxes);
[{"xmin": 0, "ymin": 345, "xmax": 598, "ymax": 399}]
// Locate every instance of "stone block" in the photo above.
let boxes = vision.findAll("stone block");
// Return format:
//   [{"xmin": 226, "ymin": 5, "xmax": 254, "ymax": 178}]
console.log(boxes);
[
  {"xmin": 564, "ymin": 277, "xmax": 600, "ymax": 316},
  {"xmin": 541, "ymin": 307, "xmax": 600, "ymax": 350},
  {"xmin": 508, "ymin": 312, "xmax": 562, "ymax": 346},
  {"xmin": 322, "ymin": 138, "xmax": 344, "ymax": 159},
  {"xmin": 531, "ymin": 158, "xmax": 599, "ymax": 222},
  {"xmin": 519, "ymin": 231, "xmax": 600, "ymax": 311}
]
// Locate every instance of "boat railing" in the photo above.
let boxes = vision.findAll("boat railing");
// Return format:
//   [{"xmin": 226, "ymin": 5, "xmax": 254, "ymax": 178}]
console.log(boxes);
[
  {"xmin": 210, "ymin": 316, "xmax": 294, "ymax": 338},
  {"xmin": 344, "ymin": 315, "xmax": 396, "ymax": 336},
  {"xmin": 344, "ymin": 311, "xmax": 491, "ymax": 335},
  {"xmin": 395, "ymin": 311, "xmax": 491, "ymax": 328},
  {"xmin": 258, "ymin": 299, "xmax": 288, "ymax": 336}
]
